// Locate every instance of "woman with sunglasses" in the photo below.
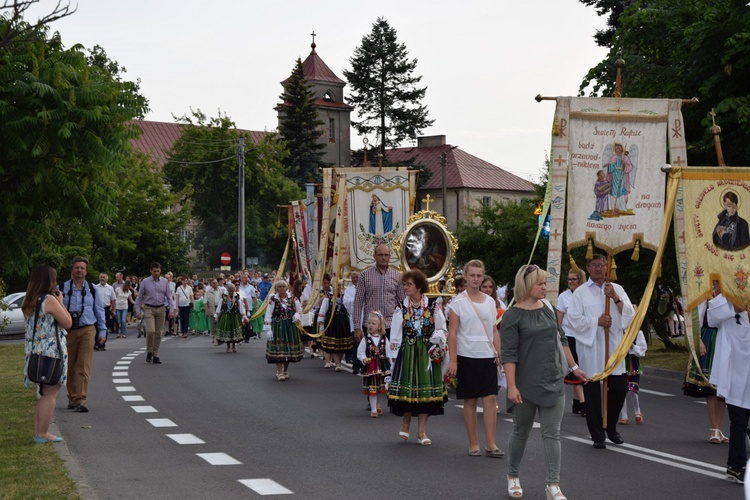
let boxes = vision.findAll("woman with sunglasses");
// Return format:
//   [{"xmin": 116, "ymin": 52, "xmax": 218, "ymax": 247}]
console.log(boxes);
[{"xmin": 500, "ymin": 264, "xmax": 587, "ymax": 500}]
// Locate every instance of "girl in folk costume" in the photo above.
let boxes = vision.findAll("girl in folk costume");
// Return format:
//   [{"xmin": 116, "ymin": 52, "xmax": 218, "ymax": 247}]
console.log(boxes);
[
  {"xmin": 358, "ymin": 311, "xmax": 391, "ymax": 417},
  {"xmin": 213, "ymin": 283, "xmax": 245, "ymax": 353},
  {"xmin": 619, "ymin": 329, "xmax": 647, "ymax": 425},
  {"xmin": 318, "ymin": 280, "xmax": 354, "ymax": 372},
  {"xmin": 388, "ymin": 269, "xmax": 448, "ymax": 445},
  {"xmin": 264, "ymin": 280, "xmax": 303, "ymax": 381}
]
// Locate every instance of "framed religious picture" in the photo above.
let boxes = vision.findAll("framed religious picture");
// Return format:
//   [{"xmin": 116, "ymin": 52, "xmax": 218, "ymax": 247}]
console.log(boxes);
[{"xmin": 399, "ymin": 218, "xmax": 454, "ymax": 282}]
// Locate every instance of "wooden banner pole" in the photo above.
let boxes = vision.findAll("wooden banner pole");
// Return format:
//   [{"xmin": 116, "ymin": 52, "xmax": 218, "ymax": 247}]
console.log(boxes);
[{"xmin": 602, "ymin": 253, "xmax": 613, "ymax": 430}]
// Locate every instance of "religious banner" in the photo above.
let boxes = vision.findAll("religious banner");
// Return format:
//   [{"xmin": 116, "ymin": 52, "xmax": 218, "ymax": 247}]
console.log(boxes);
[
  {"xmin": 563, "ymin": 97, "xmax": 684, "ymax": 254},
  {"xmin": 291, "ymin": 200, "xmax": 311, "ymax": 281},
  {"xmin": 344, "ymin": 167, "xmax": 417, "ymax": 270},
  {"xmin": 681, "ymin": 167, "xmax": 750, "ymax": 310}
]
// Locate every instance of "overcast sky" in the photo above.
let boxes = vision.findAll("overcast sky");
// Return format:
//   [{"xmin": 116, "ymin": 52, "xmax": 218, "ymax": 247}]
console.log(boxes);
[{"xmin": 28, "ymin": 0, "xmax": 608, "ymax": 182}]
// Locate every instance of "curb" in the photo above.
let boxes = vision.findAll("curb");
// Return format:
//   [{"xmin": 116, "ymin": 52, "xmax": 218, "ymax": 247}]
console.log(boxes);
[{"xmin": 50, "ymin": 420, "xmax": 98, "ymax": 500}]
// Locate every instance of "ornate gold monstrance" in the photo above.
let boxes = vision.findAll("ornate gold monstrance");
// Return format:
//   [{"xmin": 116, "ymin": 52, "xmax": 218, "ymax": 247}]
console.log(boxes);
[{"xmin": 393, "ymin": 194, "xmax": 459, "ymax": 295}]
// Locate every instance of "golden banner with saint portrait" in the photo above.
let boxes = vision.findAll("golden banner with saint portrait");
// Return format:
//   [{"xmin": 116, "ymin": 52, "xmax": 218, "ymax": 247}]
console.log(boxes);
[
  {"xmin": 682, "ymin": 167, "xmax": 750, "ymax": 311},
  {"xmin": 563, "ymin": 97, "xmax": 680, "ymax": 255}
]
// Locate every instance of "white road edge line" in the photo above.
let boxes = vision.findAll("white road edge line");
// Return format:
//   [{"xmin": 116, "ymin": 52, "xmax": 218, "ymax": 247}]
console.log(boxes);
[
  {"xmin": 638, "ymin": 388, "xmax": 675, "ymax": 397},
  {"xmin": 565, "ymin": 436, "xmax": 725, "ymax": 479}
]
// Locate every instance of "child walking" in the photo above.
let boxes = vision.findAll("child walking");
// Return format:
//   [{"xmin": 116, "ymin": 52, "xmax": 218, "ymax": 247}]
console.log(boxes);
[
  {"xmin": 619, "ymin": 329, "xmax": 647, "ymax": 424},
  {"xmin": 357, "ymin": 311, "xmax": 391, "ymax": 417}
]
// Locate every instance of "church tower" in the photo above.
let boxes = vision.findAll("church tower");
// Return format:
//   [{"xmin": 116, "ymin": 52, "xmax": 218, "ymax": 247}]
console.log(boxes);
[{"xmin": 277, "ymin": 37, "xmax": 352, "ymax": 167}]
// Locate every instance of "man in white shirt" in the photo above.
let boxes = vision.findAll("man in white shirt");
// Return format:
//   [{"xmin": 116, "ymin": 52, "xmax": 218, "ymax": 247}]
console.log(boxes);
[
  {"xmin": 567, "ymin": 254, "xmax": 635, "ymax": 449},
  {"xmin": 94, "ymin": 273, "xmax": 117, "ymax": 351}
]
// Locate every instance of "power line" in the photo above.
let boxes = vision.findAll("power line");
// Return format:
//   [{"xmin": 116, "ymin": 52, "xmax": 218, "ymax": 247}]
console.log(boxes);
[{"xmin": 168, "ymin": 155, "xmax": 237, "ymax": 165}]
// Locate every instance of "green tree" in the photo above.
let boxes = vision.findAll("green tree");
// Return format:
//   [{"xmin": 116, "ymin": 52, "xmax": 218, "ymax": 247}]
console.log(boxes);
[
  {"xmin": 579, "ymin": 0, "xmax": 750, "ymax": 166},
  {"xmin": 0, "ymin": 0, "xmax": 76, "ymax": 51},
  {"xmin": 0, "ymin": 18, "xmax": 149, "ymax": 287},
  {"xmin": 343, "ymin": 17, "xmax": 434, "ymax": 155},
  {"xmin": 163, "ymin": 110, "xmax": 302, "ymax": 269},
  {"xmin": 277, "ymin": 58, "xmax": 326, "ymax": 186}
]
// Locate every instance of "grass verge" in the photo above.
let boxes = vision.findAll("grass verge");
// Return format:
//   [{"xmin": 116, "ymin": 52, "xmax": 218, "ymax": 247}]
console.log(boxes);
[
  {"xmin": 0, "ymin": 343, "xmax": 79, "ymax": 499},
  {"xmin": 641, "ymin": 336, "xmax": 691, "ymax": 373}
]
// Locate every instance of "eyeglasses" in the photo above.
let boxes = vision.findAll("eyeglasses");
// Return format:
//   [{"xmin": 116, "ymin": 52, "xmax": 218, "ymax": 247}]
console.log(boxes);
[
  {"xmin": 523, "ymin": 265, "xmax": 538, "ymax": 277},
  {"xmin": 567, "ymin": 278, "xmax": 579, "ymax": 282},
  {"xmin": 588, "ymin": 263, "xmax": 607, "ymax": 269},
  {"xmin": 402, "ymin": 282, "xmax": 415, "ymax": 287}
]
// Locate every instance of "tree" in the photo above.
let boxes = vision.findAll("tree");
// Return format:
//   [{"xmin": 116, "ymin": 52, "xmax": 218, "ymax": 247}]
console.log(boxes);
[
  {"xmin": 0, "ymin": 0, "xmax": 76, "ymax": 51},
  {"xmin": 0, "ymin": 18, "xmax": 149, "ymax": 287},
  {"xmin": 579, "ymin": 0, "xmax": 750, "ymax": 166},
  {"xmin": 277, "ymin": 58, "xmax": 326, "ymax": 186},
  {"xmin": 343, "ymin": 17, "xmax": 434, "ymax": 155},
  {"xmin": 163, "ymin": 110, "xmax": 302, "ymax": 269}
]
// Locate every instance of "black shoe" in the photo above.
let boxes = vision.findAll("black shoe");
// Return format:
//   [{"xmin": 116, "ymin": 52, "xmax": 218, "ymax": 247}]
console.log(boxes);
[
  {"xmin": 93, "ymin": 345, "xmax": 99, "ymax": 351},
  {"xmin": 607, "ymin": 432, "xmax": 624, "ymax": 444},
  {"xmin": 98, "ymin": 346, "xmax": 106, "ymax": 351},
  {"xmin": 572, "ymin": 400, "xmax": 581, "ymax": 414},
  {"xmin": 67, "ymin": 400, "xmax": 76, "ymax": 410},
  {"xmin": 75, "ymin": 404, "xmax": 89, "ymax": 413},
  {"xmin": 593, "ymin": 441, "xmax": 607, "ymax": 449},
  {"xmin": 146, "ymin": 353, "xmax": 153, "ymax": 363},
  {"xmin": 726, "ymin": 465, "xmax": 745, "ymax": 484},
  {"xmin": 152, "ymin": 357, "xmax": 161, "ymax": 364}
]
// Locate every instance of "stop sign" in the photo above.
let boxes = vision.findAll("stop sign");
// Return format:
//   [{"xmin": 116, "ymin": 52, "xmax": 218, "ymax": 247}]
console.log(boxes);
[{"xmin": 220, "ymin": 252, "xmax": 231, "ymax": 265}]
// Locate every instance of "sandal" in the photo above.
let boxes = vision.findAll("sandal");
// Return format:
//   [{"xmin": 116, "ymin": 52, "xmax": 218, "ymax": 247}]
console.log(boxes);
[
  {"xmin": 635, "ymin": 413, "xmax": 644, "ymax": 424},
  {"xmin": 485, "ymin": 447, "xmax": 505, "ymax": 458},
  {"xmin": 545, "ymin": 484, "xmax": 566, "ymax": 500},
  {"xmin": 710, "ymin": 428, "xmax": 728, "ymax": 444},
  {"xmin": 417, "ymin": 435, "xmax": 432, "ymax": 446},
  {"xmin": 377, "ymin": 405, "xmax": 383, "ymax": 414},
  {"xmin": 370, "ymin": 412, "xmax": 378, "ymax": 418},
  {"xmin": 399, "ymin": 431, "xmax": 409, "ymax": 441},
  {"xmin": 618, "ymin": 418, "xmax": 629, "ymax": 425},
  {"xmin": 468, "ymin": 449, "xmax": 482, "ymax": 457},
  {"xmin": 507, "ymin": 476, "xmax": 523, "ymax": 499}
]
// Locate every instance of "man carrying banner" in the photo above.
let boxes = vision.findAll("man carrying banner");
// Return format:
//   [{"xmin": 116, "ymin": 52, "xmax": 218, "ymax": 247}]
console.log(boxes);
[{"xmin": 567, "ymin": 254, "xmax": 635, "ymax": 449}]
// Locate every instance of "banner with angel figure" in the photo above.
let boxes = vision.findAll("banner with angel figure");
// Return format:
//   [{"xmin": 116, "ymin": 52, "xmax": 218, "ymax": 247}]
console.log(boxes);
[
  {"xmin": 681, "ymin": 167, "xmax": 750, "ymax": 310},
  {"xmin": 344, "ymin": 167, "xmax": 416, "ymax": 270},
  {"xmin": 563, "ymin": 97, "xmax": 687, "ymax": 254}
]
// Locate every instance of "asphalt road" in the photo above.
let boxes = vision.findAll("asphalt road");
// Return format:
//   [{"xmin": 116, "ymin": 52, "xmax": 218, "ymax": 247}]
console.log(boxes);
[{"xmin": 47, "ymin": 334, "xmax": 746, "ymax": 500}]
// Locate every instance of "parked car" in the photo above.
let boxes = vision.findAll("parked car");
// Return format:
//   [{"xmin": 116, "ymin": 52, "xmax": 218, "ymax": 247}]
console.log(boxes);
[{"xmin": 0, "ymin": 292, "xmax": 26, "ymax": 336}]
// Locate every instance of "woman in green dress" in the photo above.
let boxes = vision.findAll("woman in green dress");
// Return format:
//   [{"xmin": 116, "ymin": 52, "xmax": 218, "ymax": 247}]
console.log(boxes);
[
  {"xmin": 214, "ymin": 283, "xmax": 245, "ymax": 352},
  {"xmin": 387, "ymin": 269, "xmax": 447, "ymax": 446},
  {"xmin": 264, "ymin": 280, "xmax": 303, "ymax": 381},
  {"xmin": 189, "ymin": 284, "xmax": 210, "ymax": 335}
]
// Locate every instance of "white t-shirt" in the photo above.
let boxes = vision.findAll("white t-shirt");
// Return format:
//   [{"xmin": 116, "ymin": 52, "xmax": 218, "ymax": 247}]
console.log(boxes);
[
  {"xmin": 450, "ymin": 293, "xmax": 497, "ymax": 358},
  {"xmin": 556, "ymin": 289, "xmax": 575, "ymax": 338},
  {"xmin": 176, "ymin": 286, "xmax": 193, "ymax": 307},
  {"xmin": 115, "ymin": 288, "xmax": 132, "ymax": 310}
]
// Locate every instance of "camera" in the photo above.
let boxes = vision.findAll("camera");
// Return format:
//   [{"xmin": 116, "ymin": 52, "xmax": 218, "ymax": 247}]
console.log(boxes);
[{"xmin": 71, "ymin": 312, "xmax": 81, "ymax": 329}]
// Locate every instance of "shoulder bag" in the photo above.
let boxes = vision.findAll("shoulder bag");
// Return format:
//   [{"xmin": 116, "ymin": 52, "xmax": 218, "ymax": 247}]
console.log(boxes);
[{"xmin": 27, "ymin": 295, "xmax": 64, "ymax": 385}]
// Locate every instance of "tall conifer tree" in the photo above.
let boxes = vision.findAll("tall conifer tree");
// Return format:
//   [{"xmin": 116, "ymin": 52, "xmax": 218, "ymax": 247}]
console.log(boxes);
[
  {"xmin": 344, "ymin": 17, "xmax": 434, "ymax": 156},
  {"xmin": 277, "ymin": 58, "xmax": 326, "ymax": 185}
]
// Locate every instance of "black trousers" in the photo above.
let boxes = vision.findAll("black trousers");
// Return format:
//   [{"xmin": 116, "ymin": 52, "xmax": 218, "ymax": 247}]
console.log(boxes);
[
  {"xmin": 727, "ymin": 404, "xmax": 750, "ymax": 470},
  {"xmin": 583, "ymin": 374, "xmax": 628, "ymax": 443}
]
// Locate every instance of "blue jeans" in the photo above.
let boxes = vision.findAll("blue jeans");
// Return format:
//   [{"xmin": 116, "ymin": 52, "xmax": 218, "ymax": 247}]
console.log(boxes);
[
  {"xmin": 508, "ymin": 394, "xmax": 565, "ymax": 484},
  {"xmin": 116, "ymin": 309, "xmax": 127, "ymax": 336}
]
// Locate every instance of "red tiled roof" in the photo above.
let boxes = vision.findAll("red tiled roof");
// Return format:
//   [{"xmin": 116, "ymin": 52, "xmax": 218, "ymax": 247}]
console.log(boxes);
[
  {"xmin": 386, "ymin": 144, "xmax": 536, "ymax": 192},
  {"xmin": 130, "ymin": 120, "xmax": 267, "ymax": 168},
  {"xmin": 282, "ymin": 44, "xmax": 345, "ymax": 85}
]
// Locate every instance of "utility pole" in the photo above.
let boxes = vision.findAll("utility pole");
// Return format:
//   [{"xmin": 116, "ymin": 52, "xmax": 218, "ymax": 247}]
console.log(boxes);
[{"xmin": 238, "ymin": 137, "xmax": 246, "ymax": 271}]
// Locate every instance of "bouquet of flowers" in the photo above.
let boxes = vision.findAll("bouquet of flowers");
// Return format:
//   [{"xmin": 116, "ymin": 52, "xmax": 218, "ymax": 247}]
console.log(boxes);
[{"xmin": 428, "ymin": 344, "xmax": 444, "ymax": 364}]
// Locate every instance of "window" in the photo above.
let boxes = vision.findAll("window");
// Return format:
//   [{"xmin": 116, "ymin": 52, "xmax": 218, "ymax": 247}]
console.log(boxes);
[
  {"xmin": 329, "ymin": 118, "xmax": 335, "ymax": 142},
  {"xmin": 482, "ymin": 196, "xmax": 491, "ymax": 206},
  {"xmin": 323, "ymin": 91, "xmax": 334, "ymax": 101}
]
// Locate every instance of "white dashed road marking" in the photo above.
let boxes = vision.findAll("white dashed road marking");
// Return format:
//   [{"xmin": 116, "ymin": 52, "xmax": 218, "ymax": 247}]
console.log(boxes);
[
  {"xmin": 166, "ymin": 434, "xmax": 206, "ymax": 445},
  {"xmin": 239, "ymin": 479, "xmax": 294, "ymax": 495},
  {"xmin": 146, "ymin": 418, "xmax": 177, "ymax": 427},
  {"xmin": 196, "ymin": 453, "xmax": 242, "ymax": 465},
  {"xmin": 131, "ymin": 405, "xmax": 157, "ymax": 413},
  {"xmin": 122, "ymin": 395, "xmax": 144, "ymax": 402},
  {"xmin": 113, "ymin": 378, "xmax": 131, "ymax": 383},
  {"xmin": 115, "ymin": 386, "xmax": 136, "ymax": 392},
  {"xmin": 638, "ymin": 389, "xmax": 675, "ymax": 397}
]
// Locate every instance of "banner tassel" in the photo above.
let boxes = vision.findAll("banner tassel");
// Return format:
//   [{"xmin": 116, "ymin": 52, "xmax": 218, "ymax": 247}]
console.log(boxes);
[
  {"xmin": 610, "ymin": 259, "xmax": 618, "ymax": 281},
  {"xmin": 585, "ymin": 239, "xmax": 594, "ymax": 260},
  {"xmin": 631, "ymin": 240, "xmax": 640, "ymax": 262},
  {"xmin": 569, "ymin": 255, "xmax": 580, "ymax": 273}
]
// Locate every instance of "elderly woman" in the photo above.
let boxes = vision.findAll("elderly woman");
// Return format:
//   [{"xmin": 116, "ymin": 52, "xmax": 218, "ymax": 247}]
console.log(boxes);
[
  {"xmin": 446, "ymin": 259, "xmax": 504, "ymax": 458},
  {"xmin": 500, "ymin": 264, "xmax": 587, "ymax": 500},
  {"xmin": 214, "ymin": 283, "xmax": 245, "ymax": 352},
  {"xmin": 388, "ymin": 269, "xmax": 447, "ymax": 445},
  {"xmin": 556, "ymin": 267, "xmax": 587, "ymax": 416},
  {"xmin": 22, "ymin": 265, "xmax": 73, "ymax": 443},
  {"xmin": 264, "ymin": 280, "xmax": 303, "ymax": 381}
]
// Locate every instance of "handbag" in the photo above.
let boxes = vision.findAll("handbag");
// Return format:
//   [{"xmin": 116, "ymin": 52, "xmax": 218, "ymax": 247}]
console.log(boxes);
[
  {"xmin": 465, "ymin": 292, "xmax": 506, "ymax": 388},
  {"xmin": 541, "ymin": 299, "xmax": 572, "ymax": 378},
  {"xmin": 27, "ymin": 295, "xmax": 64, "ymax": 385}
]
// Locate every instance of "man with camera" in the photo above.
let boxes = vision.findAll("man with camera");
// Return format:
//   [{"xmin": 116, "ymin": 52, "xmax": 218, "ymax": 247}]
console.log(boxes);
[{"xmin": 62, "ymin": 256, "xmax": 107, "ymax": 413}]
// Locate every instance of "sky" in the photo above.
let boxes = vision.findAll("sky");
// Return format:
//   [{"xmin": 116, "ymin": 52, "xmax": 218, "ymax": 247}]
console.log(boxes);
[{"xmin": 26, "ymin": 0, "xmax": 608, "ymax": 183}]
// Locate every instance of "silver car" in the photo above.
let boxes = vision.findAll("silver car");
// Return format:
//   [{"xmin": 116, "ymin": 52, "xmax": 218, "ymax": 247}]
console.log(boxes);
[{"xmin": 0, "ymin": 292, "xmax": 26, "ymax": 336}]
